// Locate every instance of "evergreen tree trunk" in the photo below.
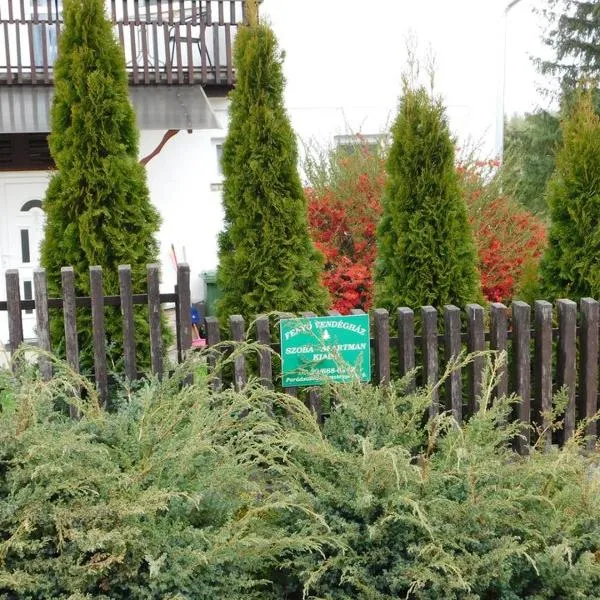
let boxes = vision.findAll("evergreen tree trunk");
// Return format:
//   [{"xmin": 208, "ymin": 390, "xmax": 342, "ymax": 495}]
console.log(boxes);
[
  {"xmin": 374, "ymin": 84, "xmax": 480, "ymax": 311},
  {"xmin": 40, "ymin": 0, "xmax": 166, "ymax": 375},
  {"xmin": 216, "ymin": 22, "xmax": 329, "ymax": 322}
]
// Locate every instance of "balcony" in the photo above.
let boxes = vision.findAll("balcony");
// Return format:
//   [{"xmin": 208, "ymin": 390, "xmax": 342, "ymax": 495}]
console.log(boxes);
[{"xmin": 0, "ymin": 0, "xmax": 247, "ymax": 88}]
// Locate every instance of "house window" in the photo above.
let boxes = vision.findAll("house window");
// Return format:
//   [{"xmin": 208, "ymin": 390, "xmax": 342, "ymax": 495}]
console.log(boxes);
[
  {"xmin": 20, "ymin": 230, "xmax": 31, "ymax": 264},
  {"xmin": 216, "ymin": 143, "xmax": 224, "ymax": 177},
  {"xmin": 334, "ymin": 134, "xmax": 387, "ymax": 157}
]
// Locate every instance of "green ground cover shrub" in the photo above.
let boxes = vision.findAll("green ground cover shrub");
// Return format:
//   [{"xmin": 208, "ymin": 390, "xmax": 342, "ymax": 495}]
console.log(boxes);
[{"xmin": 0, "ymin": 349, "xmax": 598, "ymax": 599}]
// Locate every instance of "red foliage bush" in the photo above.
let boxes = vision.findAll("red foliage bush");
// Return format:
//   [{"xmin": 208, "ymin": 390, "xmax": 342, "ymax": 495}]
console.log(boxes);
[
  {"xmin": 308, "ymin": 145, "xmax": 547, "ymax": 310},
  {"xmin": 459, "ymin": 159, "xmax": 547, "ymax": 303},
  {"xmin": 306, "ymin": 145, "xmax": 384, "ymax": 313}
]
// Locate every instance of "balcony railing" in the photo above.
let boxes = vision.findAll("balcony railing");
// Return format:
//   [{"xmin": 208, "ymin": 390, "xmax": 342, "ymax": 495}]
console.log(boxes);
[{"xmin": 0, "ymin": 0, "xmax": 246, "ymax": 87}]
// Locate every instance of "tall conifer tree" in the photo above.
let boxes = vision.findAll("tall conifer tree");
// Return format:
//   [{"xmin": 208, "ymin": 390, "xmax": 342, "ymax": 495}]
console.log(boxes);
[
  {"xmin": 216, "ymin": 21, "xmax": 329, "ymax": 321},
  {"xmin": 541, "ymin": 89, "xmax": 600, "ymax": 300},
  {"xmin": 41, "ymin": 0, "xmax": 163, "ymax": 372},
  {"xmin": 375, "ymin": 83, "xmax": 480, "ymax": 310}
]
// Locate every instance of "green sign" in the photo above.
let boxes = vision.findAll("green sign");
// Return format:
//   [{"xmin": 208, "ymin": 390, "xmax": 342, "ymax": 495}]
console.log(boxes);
[{"xmin": 280, "ymin": 314, "xmax": 371, "ymax": 387}]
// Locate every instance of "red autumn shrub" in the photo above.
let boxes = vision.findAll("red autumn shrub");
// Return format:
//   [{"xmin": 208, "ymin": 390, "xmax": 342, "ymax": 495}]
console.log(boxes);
[
  {"xmin": 459, "ymin": 158, "xmax": 547, "ymax": 303},
  {"xmin": 305, "ymin": 141, "xmax": 385, "ymax": 313}
]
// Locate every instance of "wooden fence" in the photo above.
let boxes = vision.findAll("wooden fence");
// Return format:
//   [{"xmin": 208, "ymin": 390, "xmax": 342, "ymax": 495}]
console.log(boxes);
[{"xmin": 1, "ymin": 264, "xmax": 599, "ymax": 451}]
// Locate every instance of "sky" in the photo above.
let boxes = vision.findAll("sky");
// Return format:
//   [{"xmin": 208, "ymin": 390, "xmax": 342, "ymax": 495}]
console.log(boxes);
[{"xmin": 260, "ymin": 0, "xmax": 553, "ymax": 159}]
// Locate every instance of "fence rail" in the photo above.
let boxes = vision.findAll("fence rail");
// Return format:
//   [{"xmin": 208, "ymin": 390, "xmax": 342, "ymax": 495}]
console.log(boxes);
[
  {"xmin": 1, "ymin": 265, "xmax": 599, "ymax": 451},
  {"xmin": 0, "ymin": 0, "xmax": 246, "ymax": 86}
]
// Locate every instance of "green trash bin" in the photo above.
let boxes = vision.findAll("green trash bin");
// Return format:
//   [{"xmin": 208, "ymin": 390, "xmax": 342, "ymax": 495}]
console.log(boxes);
[{"xmin": 202, "ymin": 270, "xmax": 222, "ymax": 317}]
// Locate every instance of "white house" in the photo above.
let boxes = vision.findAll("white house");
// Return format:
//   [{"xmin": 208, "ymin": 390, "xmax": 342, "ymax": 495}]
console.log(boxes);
[{"xmin": 0, "ymin": 0, "xmax": 242, "ymax": 343}]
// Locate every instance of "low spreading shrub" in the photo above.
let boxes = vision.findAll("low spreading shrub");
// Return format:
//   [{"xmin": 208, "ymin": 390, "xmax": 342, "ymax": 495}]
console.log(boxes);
[{"xmin": 0, "ymin": 348, "xmax": 599, "ymax": 599}]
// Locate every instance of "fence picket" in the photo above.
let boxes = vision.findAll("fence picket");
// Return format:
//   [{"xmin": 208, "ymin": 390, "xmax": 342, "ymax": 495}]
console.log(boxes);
[
  {"xmin": 512, "ymin": 301, "xmax": 531, "ymax": 453},
  {"xmin": 534, "ymin": 300, "xmax": 553, "ymax": 447},
  {"xmin": 118, "ymin": 265, "xmax": 137, "ymax": 381},
  {"xmin": 90, "ymin": 266, "xmax": 108, "ymax": 407},
  {"xmin": 176, "ymin": 264, "xmax": 192, "ymax": 359},
  {"xmin": 397, "ymin": 307, "xmax": 415, "ymax": 389},
  {"xmin": 557, "ymin": 299, "xmax": 577, "ymax": 442},
  {"xmin": 580, "ymin": 298, "xmax": 599, "ymax": 449},
  {"xmin": 490, "ymin": 302, "xmax": 508, "ymax": 399},
  {"xmin": 256, "ymin": 315, "xmax": 273, "ymax": 389},
  {"xmin": 205, "ymin": 316, "xmax": 222, "ymax": 392},
  {"xmin": 147, "ymin": 264, "xmax": 163, "ymax": 377},
  {"xmin": 444, "ymin": 305, "xmax": 462, "ymax": 422},
  {"xmin": 422, "ymin": 306, "xmax": 438, "ymax": 418},
  {"xmin": 466, "ymin": 303, "xmax": 485, "ymax": 414},
  {"xmin": 61, "ymin": 267, "xmax": 80, "ymax": 384},
  {"xmin": 6, "ymin": 270, "xmax": 23, "ymax": 356},
  {"xmin": 230, "ymin": 315, "xmax": 247, "ymax": 391},
  {"xmin": 374, "ymin": 308, "xmax": 390, "ymax": 385},
  {"xmin": 33, "ymin": 268, "xmax": 52, "ymax": 380}
]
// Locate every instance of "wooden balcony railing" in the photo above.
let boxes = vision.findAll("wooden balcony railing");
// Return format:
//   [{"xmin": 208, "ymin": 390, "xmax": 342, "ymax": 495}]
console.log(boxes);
[{"xmin": 0, "ymin": 0, "xmax": 247, "ymax": 87}]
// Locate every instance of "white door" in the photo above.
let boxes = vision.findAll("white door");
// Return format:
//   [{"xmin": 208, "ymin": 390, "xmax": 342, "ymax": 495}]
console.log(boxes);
[{"xmin": 0, "ymin": 178, "xmax": 49, "ymax": 345}]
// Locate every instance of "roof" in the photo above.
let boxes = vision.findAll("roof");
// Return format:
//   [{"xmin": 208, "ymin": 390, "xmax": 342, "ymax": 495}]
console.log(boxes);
[{"xmin": 0, "ymin": 85, "xmax": 220, "ymax": 133}]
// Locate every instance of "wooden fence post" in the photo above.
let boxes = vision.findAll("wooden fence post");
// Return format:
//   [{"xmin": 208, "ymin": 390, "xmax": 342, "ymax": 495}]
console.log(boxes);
[
  {"xmin": 5, "ymin": 270, "xmax": 23, "ymax": 356},
  {"xmin": 229, "ymin": 315, "xmax": 247, "ymax": 391},
  {"xmin": 33, "ymin": 268, "xmax": 52, "ymax": 380},
  {"xmin": 90, "ymin": 266, "xmax": 108, "ymax": 407},
  {"xmin": 534, "ymin": 300, "xmax": 553, "ymax": 447},
  {"xmin": 557, "ymin": 299, "xmax": 577, "ymax": 442},
  {"xmin": 255, "ymin": 315, "xmax": 273, "ymax": 389},
  {"xmin": 466, "ymin": 303, "xmax": 485, "ymax": 414},
  {"xmin": 147, "ymin": 264, "xmax": 163, "ymax": 377},
  {"xmin": 444, "ymin": 305, "xmax": 462, "ymax": 422},
  {"xmin": 205, "ymin": 316, "xmax": 222, "ymax": 392},
  {"xmin": 176, "ymin": 263, "xmax": 192, "ymax": 360},
  {"xmin": 397, "ymin": 307, "xmax": 415, "ymax": 390},
  {"xmin": 490, "ymin": 302, "xmax": 508, "ymax": 400},
  {"xmin": 512, "ymin": 301, "xmax": 531, "ymax": 453},
  {"xmin": 61, "ymin": 267, "xmax": 80, "ymax": 379},
  {"xmin": 580, "ymin": 298, "xmax": 599, "ymax": 449},
  {"xmin": 374, "ymin": 308, "xmax": 390, "ymax": 385},
  {"xmin": 422, "ymin": 306, "xmax": 438, "ymax": 418},
  {"xmin": 118, "ymin": 265, "xmax": 137, "ymax": 381}
]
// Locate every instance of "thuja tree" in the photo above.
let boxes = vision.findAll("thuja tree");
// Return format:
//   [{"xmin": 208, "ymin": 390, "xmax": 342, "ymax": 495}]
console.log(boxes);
[
  {"xmin": 41, "ymin": 0, "xmax": 164, "ymax": 373},
  {"xmin": 541, "ymin": 90, "xmax": 600, "ymax": 300},
  {"xmin": 216, "ymin": 22, "xmax": 329, "ymax": 322},
  {"xmin": 375, "ymin": 84, "xmax": 480, "ymax": 310}
]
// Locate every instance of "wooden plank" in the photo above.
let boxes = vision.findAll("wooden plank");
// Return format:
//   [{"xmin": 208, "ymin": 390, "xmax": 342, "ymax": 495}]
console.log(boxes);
[
  {"xmin": 174, "ymin": 24, "xmax": 183, "ymax": 83},
  {"xmin": 147, "ymin": 264, "xmax": 163, "ymax": 377},
  {"xmin": 218, "ymin": 0, "xmax": 225, "ymax": 24},
  {"xmin": 200, "ymin": 14, "xmax": 207, "ymax": 82},
  {"xmin": 3, "ymin": 22, "xmax": 12, "ymax": 85},
  {"xmin": 176, "ymin": 263, "xmax": 192, "ymax": 358},
  {"xmin": 466, "ymin": 303, "xmax": 485, "ymax": 414},
  {"xmin": 41, "ymin": 21, "xmax": 49, "ymax": 82},
  {"xmin": 212, "ymin": 22, "xmax": 220, "ymax": 83},
  {"xmin": 580, "ymin": 298, "xmax": 599, "ymax": 449},
  {"xmin": 141, "ymin": 22, "xmax": 150, "ymax": 84},
  {"xmin": 129, "ymin": 22, "xmax": 139, "ymax": 83},
  {"xmin": 205, "ymin": 316, "xmax": 222, "ymax": 392},
  {"xmin": 256, "ymin": 315, "xmax": 273, "ymax": 389},
  {"xmin": 422, "ymin": 306, "xmax": 438, "ymax": 418},
  {"xmin": 397, "ymin": 307, "xmax": 415, "ymax": 390},
  {"xmin": 118, "ymin": 265, "xmax": 137, "ymax": 381},
  {"xmin": 61, "ymin": 267, "xmax": 79, "ymax": 383},
  {"xmin": 90, "ymin": 266, "xmax": 108, "ymax": 407},
  {"xmin": 373, "ymin": 308, "xmax": 390, "ymax": 385},
  {"xmin": 186, "ymin": 21, "xmax": 194, "ymax": 83},
  {"xmin": 152, "ymin": 21, "xmax": 160, "ymax": 84},
  {"xmin": 5, "ymin": 270, "xmax": 23, "ymax": 356},
  {"xmin": 163, "ymin": 22, "xmax": 172, "ymax": 83},
  {"xmin": 230, "ymin": 315, "xmax": 247, "ymax": 391},
  {"xmin": 557, "ymin": 299, "xmax": 577, "ymax": 442},
  {"xmin": 534, "ymin": 300, "xmax": 553, "ymax": 447},
  {"xmin": 34, "ymin": 268, "xmax": 52, "ymax": 380},
  {"xmin": 225, "ymin": 23, "xmax": 233, "ymax": 84},
  {"xmin": 27, "ymin": 21, "xmax": 36, "ymax": 83},
  {"xmin": 443, "ymin": 305, "xmax": 462, "ymax": 422},
  {"xmin": 490, "ymin": 302, "xmax": 508, "ymax": 400},
  {"xmin": 512, "ymin": 301, "xmax": 531, "ymax": 453}
]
